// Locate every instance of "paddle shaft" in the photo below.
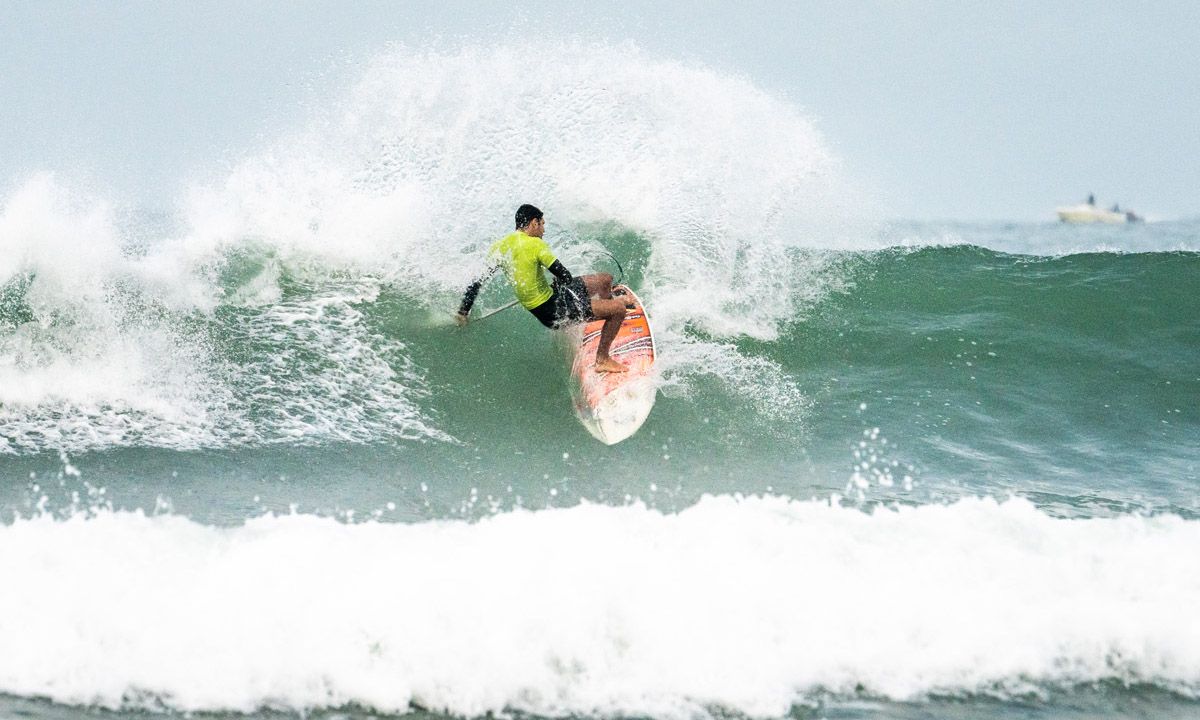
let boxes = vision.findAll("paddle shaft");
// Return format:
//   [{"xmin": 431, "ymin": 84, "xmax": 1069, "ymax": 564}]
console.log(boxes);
[{"xmin": 472, "ymin": 299, "xmax": 520, "ymax": 321}]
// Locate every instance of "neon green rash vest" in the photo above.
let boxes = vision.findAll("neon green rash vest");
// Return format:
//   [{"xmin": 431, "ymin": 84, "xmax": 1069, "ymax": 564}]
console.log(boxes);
[{"xmin": 488, "ymin": 231, "xmax": 558, "ymax": 310}]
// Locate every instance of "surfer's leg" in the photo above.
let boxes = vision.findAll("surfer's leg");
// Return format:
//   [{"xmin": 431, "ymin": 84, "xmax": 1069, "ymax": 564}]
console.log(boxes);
[
  {"xmin": 581, "ymin": 273, "xmax": 614, "ymax": 299},
  {"xmin": 581, "ymin": 273, "xmax": 635, "ymax": 309},
  {"xmin": 591, "ymin": 297, "xmax": 628, "ymax": 373}
]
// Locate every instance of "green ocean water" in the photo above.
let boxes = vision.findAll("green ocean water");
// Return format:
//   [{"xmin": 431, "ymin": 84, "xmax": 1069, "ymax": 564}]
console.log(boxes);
[{"xmin": 5, "ymin": 230, "xmax": 1196, "ymax": 523}]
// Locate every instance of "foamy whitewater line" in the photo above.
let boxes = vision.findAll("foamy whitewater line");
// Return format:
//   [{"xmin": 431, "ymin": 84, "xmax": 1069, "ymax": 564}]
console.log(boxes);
[{"xmin": 1, "ymin": 496, "xmax": 1198, "ymax": 717}]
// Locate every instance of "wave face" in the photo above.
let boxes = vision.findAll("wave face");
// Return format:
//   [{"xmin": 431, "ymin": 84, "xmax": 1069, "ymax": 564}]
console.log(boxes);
[{"xmin": 2, "ymin": 497, "xmax": 1199, "ymax": 716}]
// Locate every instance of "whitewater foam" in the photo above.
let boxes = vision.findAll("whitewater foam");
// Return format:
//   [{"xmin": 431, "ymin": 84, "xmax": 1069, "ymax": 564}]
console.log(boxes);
[
  {"xmin": 0, "ymin": 173, "xmax": 447, "ymax": 453},
  {"xmin": 1, "ymin": 496, "xmax": 1197, "ymax": 716},
  {"xmin": 0, "ymin": 174, "xmax": 237, "ymax": 453}
]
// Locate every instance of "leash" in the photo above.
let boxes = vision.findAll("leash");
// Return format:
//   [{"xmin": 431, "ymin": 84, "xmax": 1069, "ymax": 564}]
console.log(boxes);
[{"xmin": 602, "ymin": 250, "xmax": 625, "ymax": 286}]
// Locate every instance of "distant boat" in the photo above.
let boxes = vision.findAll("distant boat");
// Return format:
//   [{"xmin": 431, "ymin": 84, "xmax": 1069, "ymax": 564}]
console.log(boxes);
[
  {"xmin": 1056, "ymin": 197, "xmax": 1142, "ymax": 224},
  {"xmin": 1056, "ymin": 204, "xmax": 1126, "ymax": 224}
]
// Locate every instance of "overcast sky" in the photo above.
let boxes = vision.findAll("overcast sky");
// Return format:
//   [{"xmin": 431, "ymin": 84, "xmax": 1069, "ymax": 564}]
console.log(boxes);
[{"xmin": 2, "ymin": 0, "xmax": 1197, "ymax": 220}]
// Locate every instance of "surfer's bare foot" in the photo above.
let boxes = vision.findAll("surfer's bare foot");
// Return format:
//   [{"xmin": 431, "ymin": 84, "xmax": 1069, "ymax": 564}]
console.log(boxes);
[{"xmin": 595, "ymin": 357, "xmax": 628, "ymax": 373}]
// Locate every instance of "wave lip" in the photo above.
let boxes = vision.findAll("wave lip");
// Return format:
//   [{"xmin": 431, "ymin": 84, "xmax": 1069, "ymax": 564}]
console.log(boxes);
[{"xmin": 1, "ymin": 496, "xmax": 1198, "ymax": 717}]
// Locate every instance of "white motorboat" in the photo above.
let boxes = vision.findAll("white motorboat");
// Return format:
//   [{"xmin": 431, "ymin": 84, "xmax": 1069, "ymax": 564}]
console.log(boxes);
[
  {"xmin": 1056, "ymin": 203, "xmax": 1128, "ymax": 224},
  {"xmin": 1056, "ymin": 196, "xmax": 1141, "ymax": 224}
]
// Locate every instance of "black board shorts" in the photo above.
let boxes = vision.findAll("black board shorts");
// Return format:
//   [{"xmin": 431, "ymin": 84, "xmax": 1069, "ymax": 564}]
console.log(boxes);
[{"xmin": 529, "ymin": 278, "xmax": 593, "ymax": 329}]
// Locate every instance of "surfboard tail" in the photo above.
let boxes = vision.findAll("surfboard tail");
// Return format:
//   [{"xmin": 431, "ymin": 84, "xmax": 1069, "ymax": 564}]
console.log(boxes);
[{"xmin": 568, "ymin": 285, "xmax": 658, "ymax": 444}]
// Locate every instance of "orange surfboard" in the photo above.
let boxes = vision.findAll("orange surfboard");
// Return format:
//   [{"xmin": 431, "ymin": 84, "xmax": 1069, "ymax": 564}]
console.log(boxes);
[{"xmin": 568, "ymin": 285, "xmax": 657, "ymax": 444}]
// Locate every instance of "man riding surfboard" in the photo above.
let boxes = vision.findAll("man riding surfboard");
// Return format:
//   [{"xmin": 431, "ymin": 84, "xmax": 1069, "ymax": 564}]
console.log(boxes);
[{"xmin": 456, "ymin": 204, "xmax": 629, "ymax": 373}]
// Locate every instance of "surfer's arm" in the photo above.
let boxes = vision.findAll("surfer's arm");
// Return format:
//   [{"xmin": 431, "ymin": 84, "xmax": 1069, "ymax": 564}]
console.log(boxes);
[
  {"xmin": 456, "ymin": 265, "xmax": 498, "ymax": 323},
  {"xmin": 547, "ymin": 259, "xmax": 573, "ymax": 285},
  {"xmin": 536, "ymin": 241, "xmax": 573, "ymax": 287}
]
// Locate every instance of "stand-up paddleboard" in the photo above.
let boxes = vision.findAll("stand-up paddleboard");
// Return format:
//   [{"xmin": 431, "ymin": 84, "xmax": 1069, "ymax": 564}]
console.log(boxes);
[{"xmin": 569, "ymin": 285, "xmax": 657, "ymax": 445}]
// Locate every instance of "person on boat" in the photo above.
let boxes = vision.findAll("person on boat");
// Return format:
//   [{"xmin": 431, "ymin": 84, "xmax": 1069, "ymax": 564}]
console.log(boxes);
[{"xmin": 456, "ymin": 204, "xmax": 629, "ymax": 373}]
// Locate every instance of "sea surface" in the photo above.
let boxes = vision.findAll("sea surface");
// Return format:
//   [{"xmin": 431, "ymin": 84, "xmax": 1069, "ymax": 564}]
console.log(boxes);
[{"xmin": 2, "ymin": 44, "xmax": 1198, "ymax": 720}]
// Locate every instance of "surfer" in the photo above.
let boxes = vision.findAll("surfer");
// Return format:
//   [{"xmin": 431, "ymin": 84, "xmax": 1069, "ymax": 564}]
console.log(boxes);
[{"xmin": 456, "ymin": 204, "xmax": 629, "ymax": 373}]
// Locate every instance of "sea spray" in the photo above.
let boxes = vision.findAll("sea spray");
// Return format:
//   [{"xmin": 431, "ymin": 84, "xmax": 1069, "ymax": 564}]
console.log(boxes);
[{"xmin": 1, "ymin": 43, "xmax": 858, "ymax": 455}]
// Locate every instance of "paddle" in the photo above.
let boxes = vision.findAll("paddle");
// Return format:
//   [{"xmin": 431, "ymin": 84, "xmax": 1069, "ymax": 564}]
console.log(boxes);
[{"xmin": 472, "ymin": 299, "xmax": 520, "ymax": 321}]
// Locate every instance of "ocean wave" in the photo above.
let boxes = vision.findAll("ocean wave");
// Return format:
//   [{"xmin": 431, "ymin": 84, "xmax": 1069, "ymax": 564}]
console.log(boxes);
[
  {"xmin": 0, "ymin": 42, "xmax": 855, "ymax": 454},
  {"xmin": 2, "ymin": 495, "xmax": 1197, "ymax": 716}
]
